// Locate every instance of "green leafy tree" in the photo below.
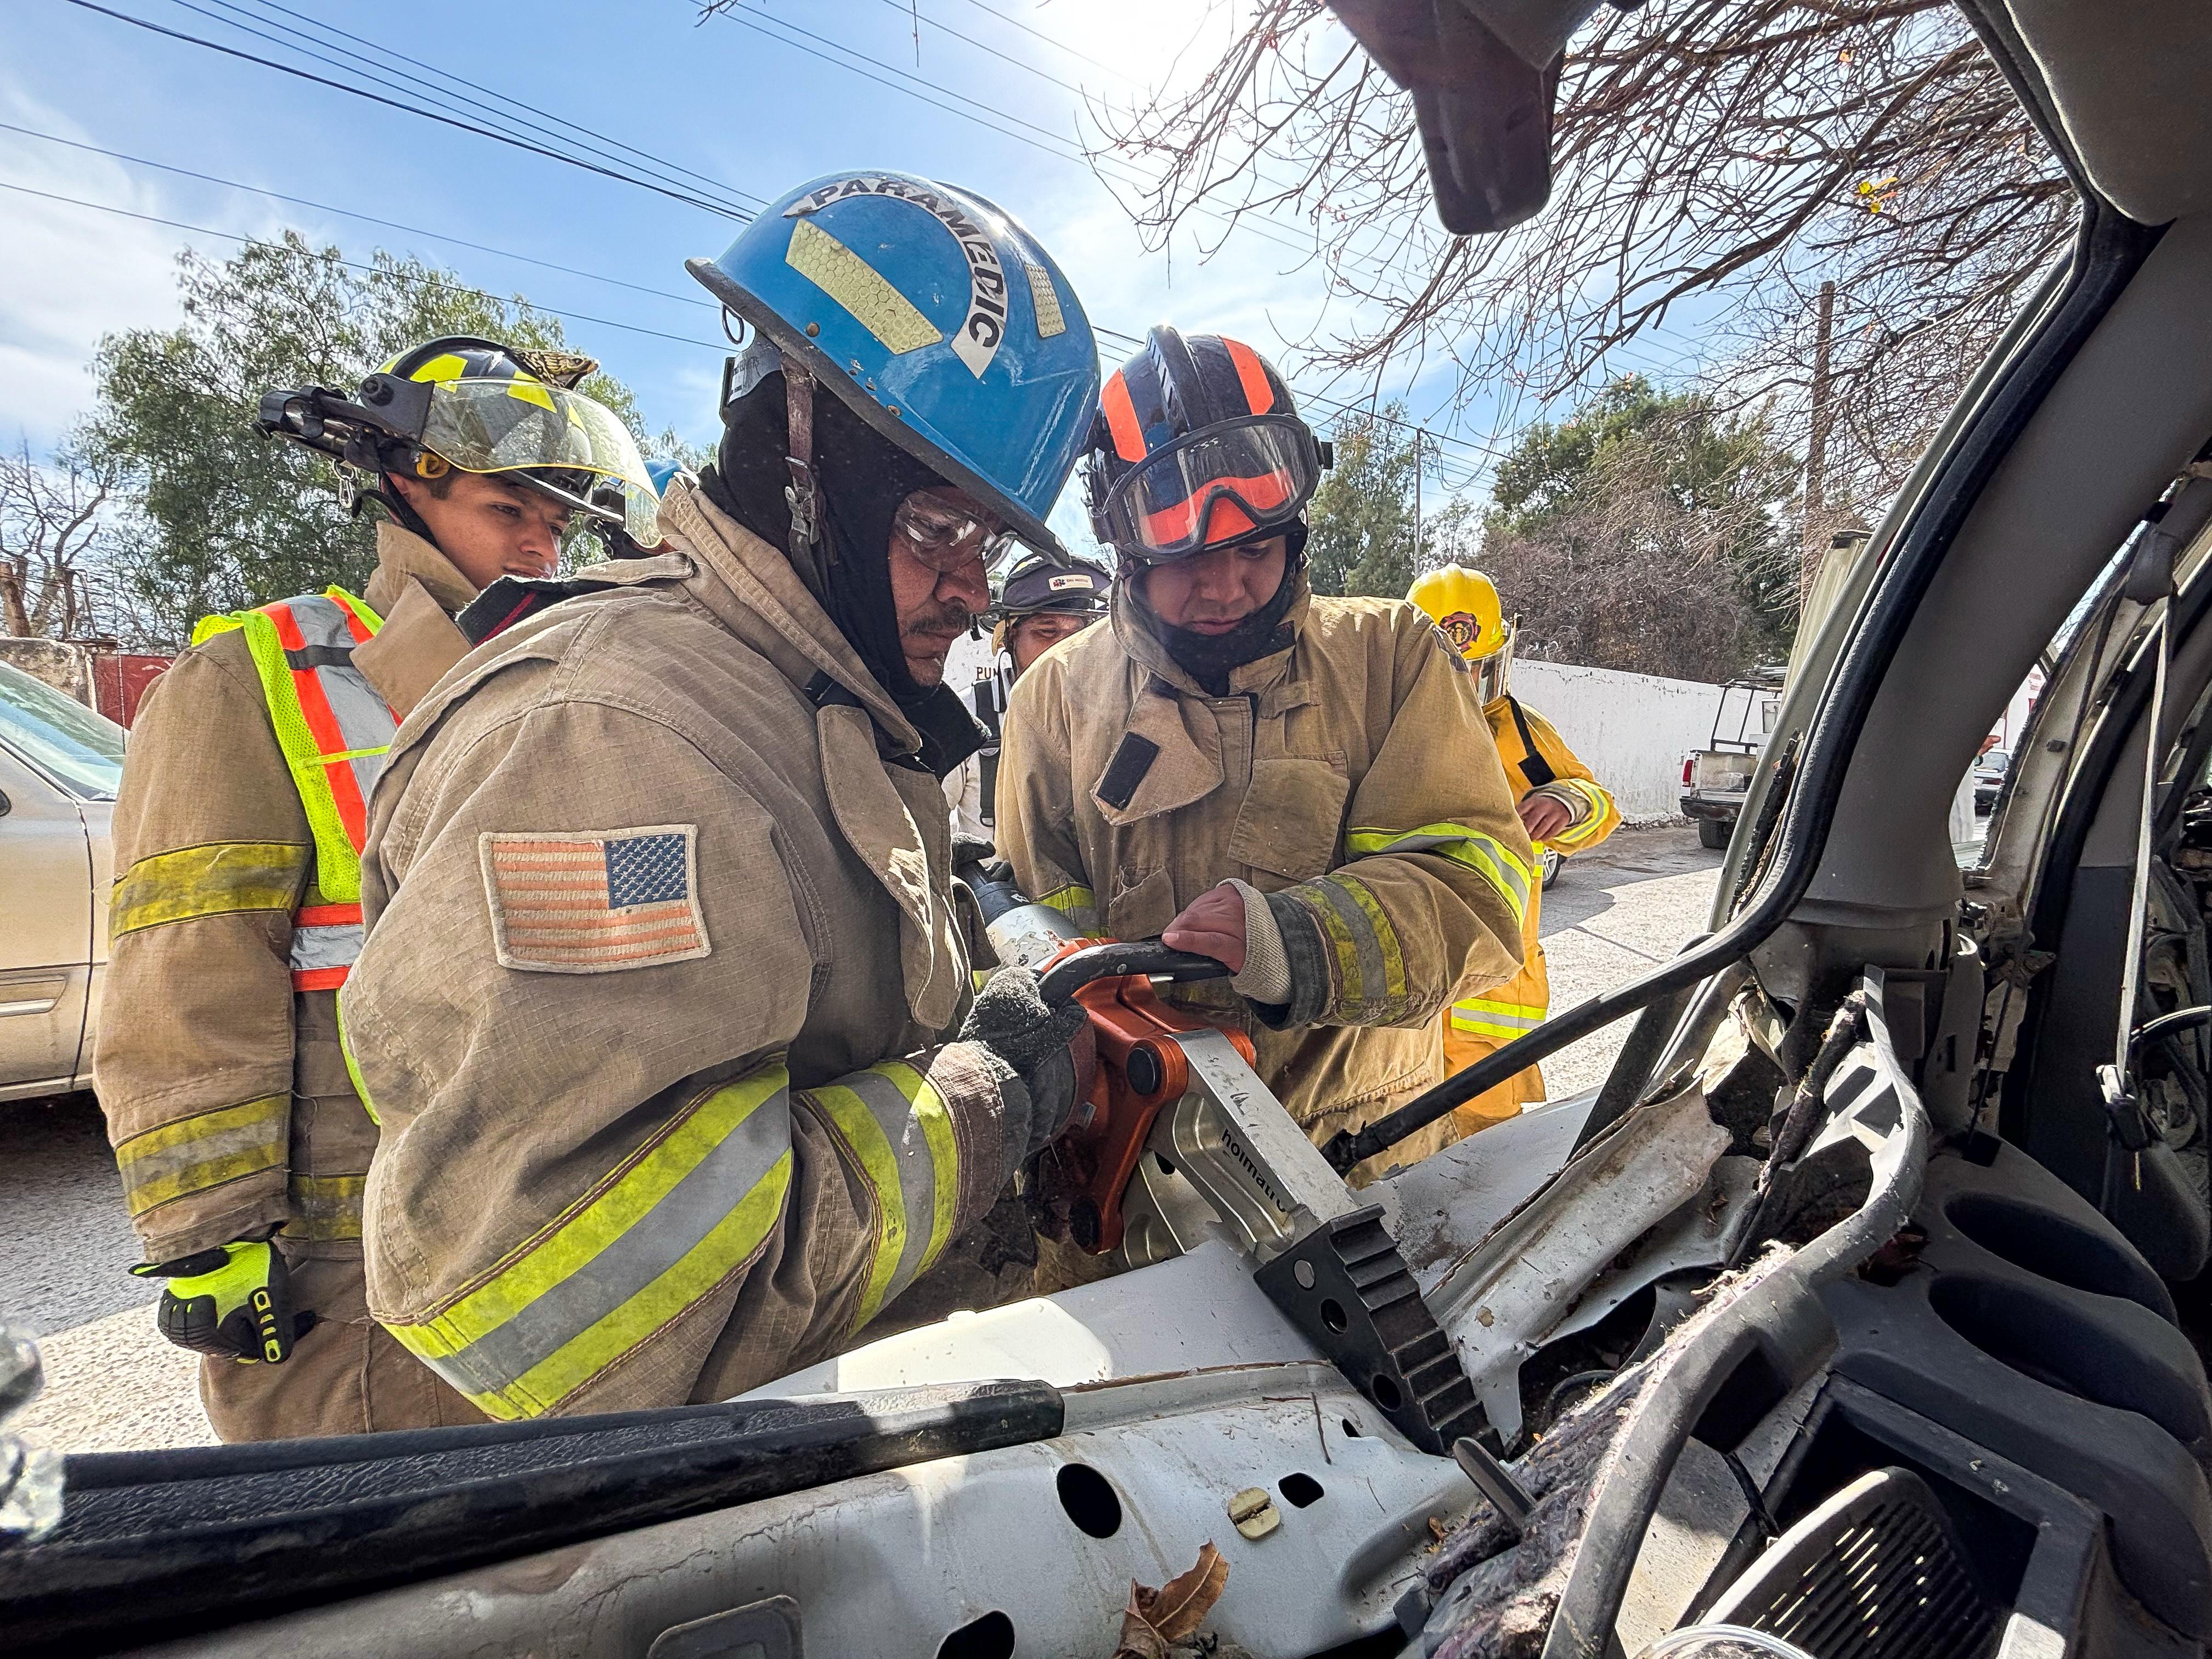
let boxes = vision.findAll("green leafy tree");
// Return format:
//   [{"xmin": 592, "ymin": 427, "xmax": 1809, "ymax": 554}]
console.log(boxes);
[
  {"xmin": 1305, "ymin": 403, "xmax": 1422, "ymax": 599},
  {"xmin": 81, "ymin": 233, "xmax": 661, "ymax": 646},
  {"xmin": 1481, "ymin": 377, "xmax": 1801, "ymax": 682}
]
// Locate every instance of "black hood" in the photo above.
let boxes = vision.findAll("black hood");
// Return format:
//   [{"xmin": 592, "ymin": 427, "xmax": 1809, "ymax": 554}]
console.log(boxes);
[
  {"xmin": 701, "ymin": 365, "xmax": 984, "ymax": 776},
  {"xmin": 1131, "ymin": 521, "xmax": 1308, "ymax": 696}
]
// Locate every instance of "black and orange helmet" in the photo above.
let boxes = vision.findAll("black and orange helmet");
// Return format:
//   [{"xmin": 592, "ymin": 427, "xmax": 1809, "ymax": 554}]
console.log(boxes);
[{"xmin": 1084, "ymin": 326, "xmax": 1330, "ymax": 563}]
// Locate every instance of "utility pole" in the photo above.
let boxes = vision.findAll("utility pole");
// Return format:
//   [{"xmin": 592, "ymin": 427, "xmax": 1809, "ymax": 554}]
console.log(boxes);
[
  {"xmin": 1412, "ymin": 427, "xmax": 1424, "ymax": 573},
  {"xmin": 1802, "ymin": 279, "xmax": 1835, "ymax": 607}
]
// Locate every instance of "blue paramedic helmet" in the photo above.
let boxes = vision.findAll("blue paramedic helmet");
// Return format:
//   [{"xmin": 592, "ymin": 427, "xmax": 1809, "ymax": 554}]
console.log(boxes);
[
  {"xmin": 686, "ymin": 171, "xmax": 1099, "ymax": 559},
  {"xmin": 644, "ymin": 457, "xmax": 684, "ymax": 494}
]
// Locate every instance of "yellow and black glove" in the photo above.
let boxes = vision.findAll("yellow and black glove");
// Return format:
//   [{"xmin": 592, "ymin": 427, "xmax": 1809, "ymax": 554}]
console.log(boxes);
[{"xmin": 129, "ymin": 1238, "xmax": 303, "ymax": 1363}]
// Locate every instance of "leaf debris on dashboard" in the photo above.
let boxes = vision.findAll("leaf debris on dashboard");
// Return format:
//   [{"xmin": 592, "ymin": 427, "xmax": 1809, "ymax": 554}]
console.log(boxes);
[{"xmin": 1115, "ymin": 1541, "xmax": 1231, "ymax": 1658}]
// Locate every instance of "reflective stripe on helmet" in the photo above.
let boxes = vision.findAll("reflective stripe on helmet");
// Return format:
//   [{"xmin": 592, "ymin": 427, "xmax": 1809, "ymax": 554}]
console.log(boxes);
[
  {"xmin": 1101, "ymin": 369, "xmax": 1148, "ymax": 464},
  {"xmin": 1223, "ymin": 337, "xmax": 1276, "ymax": 415}
]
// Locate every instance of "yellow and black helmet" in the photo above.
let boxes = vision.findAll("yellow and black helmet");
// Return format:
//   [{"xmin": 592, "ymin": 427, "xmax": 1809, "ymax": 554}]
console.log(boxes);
[
  {"xmin": 257, "ymin": 335, "xmax": 662, "ymax": 544},
  {"xmin": 377, "ymin": 337, "xmax": 659, "ymax": 542}
]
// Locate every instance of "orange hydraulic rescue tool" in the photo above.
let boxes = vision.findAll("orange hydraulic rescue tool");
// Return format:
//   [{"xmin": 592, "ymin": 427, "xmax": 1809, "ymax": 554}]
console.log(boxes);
[
  {"xmin": 960, "ymin": 858, "xmax": 1255, "ymax": 1254},
  {"xmin": 957, "ymin": 855, "xmax": 1492, "ymax": 1458},
  {"xmin": 1046, "ymin": 943, "xmax": 1260, "ymax": 1255}
]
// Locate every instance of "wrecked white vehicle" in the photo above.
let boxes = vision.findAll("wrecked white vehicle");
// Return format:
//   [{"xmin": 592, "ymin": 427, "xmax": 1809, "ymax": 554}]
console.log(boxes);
[{"xmin": 5, "ymin": 2, "xmax": 2211, "ymax": 1655}]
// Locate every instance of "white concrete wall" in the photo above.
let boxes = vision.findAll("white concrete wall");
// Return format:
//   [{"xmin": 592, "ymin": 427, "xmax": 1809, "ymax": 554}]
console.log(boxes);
[{"xmin": 1511, "ymin": 658, "xmax": 1725, "ymax": 820}]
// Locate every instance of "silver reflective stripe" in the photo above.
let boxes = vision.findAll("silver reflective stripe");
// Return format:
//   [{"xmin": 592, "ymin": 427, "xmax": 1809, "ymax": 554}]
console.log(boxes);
[
  {"xmin": 1308, "ymin": 877, "xmax": 1391, "ymax": 1013},
  {"xmin": 840, "ymin": 1067, "xmax": 944, "ymax": 1309},
  {"xmin": 290, "ymin": 921, "xmax": 364, "ymax": 973},
  {"xmin": 286, "ymin": 596, "xmax": 394, "ymax": 799},
  {"xmin": 425, "ymin": 1084, "xmax": 794, "ymax": 1400},
  {"xmin": 1451, "ymin": 1002, "xmax": 1542, "ymax": 1034}
]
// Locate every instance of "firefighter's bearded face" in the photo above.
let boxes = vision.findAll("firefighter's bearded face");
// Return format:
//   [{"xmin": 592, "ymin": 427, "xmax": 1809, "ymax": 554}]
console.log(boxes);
[
  {"xmin": 889, "ymin": 486, "xmax": 995, "ymax": 687},
  {"xmin": 1140, "ymin": 534, "xmax": 1289, "ymax": 633},
  {"xmin": 389, "ymin": 469, "xmax": 568, "ymax": 590}
]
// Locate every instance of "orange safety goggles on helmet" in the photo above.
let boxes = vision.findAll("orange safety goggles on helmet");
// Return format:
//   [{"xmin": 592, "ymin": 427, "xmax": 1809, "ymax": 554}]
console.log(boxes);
[{"xmin": 1086, "ymin": 328, "xmax": 1330, "ymax": 564}]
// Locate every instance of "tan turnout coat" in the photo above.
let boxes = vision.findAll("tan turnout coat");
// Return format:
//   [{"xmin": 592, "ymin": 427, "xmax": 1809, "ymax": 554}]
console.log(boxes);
[
  {"xmin": 341, "ymin": 481, "xmax": 1017, "ymax": 1421},
  {"xmin": 93, "ymin": 522, "xmax": 483, "ymax": 1440},
  {"xmin": 997, "ymin": 577, "xmax": 1532, "ymax": 1189}
]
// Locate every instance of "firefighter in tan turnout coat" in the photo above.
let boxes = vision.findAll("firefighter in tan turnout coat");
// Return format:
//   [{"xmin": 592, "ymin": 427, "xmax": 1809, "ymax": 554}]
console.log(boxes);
[
  {"xmin": 996, "ymin": 328, "xmax": 1532, "ymax": 1293},
  {"xmin": 336, "ymin": 171, "xmax": 1106, "ymax": 1421},
  {"xmin": 95, "ymin": 337, "xmax": 661, "ymax": 1440}
]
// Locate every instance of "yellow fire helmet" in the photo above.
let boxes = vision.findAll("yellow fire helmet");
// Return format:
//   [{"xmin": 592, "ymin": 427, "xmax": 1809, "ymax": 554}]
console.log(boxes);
[{"xmin": 1408, "ymin": 563, "xmax": 1516, "ymax": 702}]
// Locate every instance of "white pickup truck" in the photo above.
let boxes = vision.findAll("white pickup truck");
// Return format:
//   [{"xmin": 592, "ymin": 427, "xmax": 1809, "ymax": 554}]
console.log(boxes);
[{"xmin": 1679, "ymin": 667, "xmax": 1785, "ymax": 849}]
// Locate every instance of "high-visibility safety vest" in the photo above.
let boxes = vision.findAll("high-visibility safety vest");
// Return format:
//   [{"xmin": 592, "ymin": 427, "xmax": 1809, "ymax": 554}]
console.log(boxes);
[{"xmin": 191, "ymin": 588, "xmax": 391, "ymax": 991}]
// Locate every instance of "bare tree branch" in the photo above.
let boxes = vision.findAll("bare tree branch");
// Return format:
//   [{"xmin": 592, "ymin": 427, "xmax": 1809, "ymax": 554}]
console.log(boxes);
[
  {"xmin": 1091, "ymin": 0, "xmax": 2073, "ymax": 511},
  {"xmin": 0, "ymin": 441, "xmax": 121, "ymax": 640}
]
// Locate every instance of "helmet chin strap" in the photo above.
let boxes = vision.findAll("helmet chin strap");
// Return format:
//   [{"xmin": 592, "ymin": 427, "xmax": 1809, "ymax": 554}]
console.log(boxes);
[
  {"xmin": 359, "ymin": 473, "xmax": 440, "ymax": 549},
  {"xmin": 782, "ymin": 352, "xmax": 823, "ymax": 573}
]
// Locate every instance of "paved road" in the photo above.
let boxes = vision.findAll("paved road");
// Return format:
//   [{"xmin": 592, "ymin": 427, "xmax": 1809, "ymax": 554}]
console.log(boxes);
[
  {"xmin": 1537, "ymin": 823, "xmax": 1727, "ymax": 1098},
  {"xmin": 2, "ymin": 823, "xmax": 1723, "ymax": 1456}
]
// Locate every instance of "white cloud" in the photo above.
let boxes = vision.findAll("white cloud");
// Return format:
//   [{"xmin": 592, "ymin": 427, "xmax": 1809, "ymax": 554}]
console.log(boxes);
[{"xmin": 0, "ymin": 84, "xmax": 276, "ymax": 449}]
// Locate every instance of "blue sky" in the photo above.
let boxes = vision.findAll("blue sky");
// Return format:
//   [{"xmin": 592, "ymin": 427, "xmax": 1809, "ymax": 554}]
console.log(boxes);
[{"xmin": 0, "ymin": 0, "xmax": 1705, "ymax": 544}]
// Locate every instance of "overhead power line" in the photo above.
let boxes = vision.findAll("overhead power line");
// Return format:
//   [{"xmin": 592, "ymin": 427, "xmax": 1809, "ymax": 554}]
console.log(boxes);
[
  {"xmin": 12, "ymin": 170, "xmax": 1506, "ymax": 507},
  {"xmin": 0, "ymin": 121, "xmax": 721, "ymax": 314},
  {"xmin": 61, "ymin": 0, "xmax": 758, "ymax": 219},
  {"xmin": 76, "ymin": 0, "xmax": 1474, "ymax": 407},
  {"xmin": 694, "ymin": 3, "xmax": 1352, "ymax": 273},
  {"xmin": 9, "ymin": 125, "xmax": 1508, "ymax": 478},
  {"xmin": 225, "ymin": 0, "xmax": 761, "ymax": 213},
  {"xmin": 870, "ymin": 0, "xmax": 1093, "ymax": 99},
  {"xmin": 0, "ymin": 177, "xmax": 725, "ymax": 351},
  {"xmin": 944, "ymin": 0, "xmax": 1131, "ymax": 83},
  {"xmin": 36, "ymin": 0, "xmax": 1522, "ymax": 471}
]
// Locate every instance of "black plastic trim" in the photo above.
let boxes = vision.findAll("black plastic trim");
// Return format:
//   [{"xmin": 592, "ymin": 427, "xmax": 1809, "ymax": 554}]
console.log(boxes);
[
  {"xmin": 0, "ymin": 1379, "xmax": 1063, "ymax": 1656},
  {"xmin": 1536, "ymin": 967, "xmax": 1931, "ymax": 1658}
]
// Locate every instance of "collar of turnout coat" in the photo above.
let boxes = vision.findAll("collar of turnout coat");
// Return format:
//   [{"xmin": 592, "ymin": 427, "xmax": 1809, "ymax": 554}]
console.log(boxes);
[
  {"xmin": 652, "ymin": 479, "xmax": 929, "ymax": 756},
  {"xmin": 1109, "ymin": 567, "xmax": 1315, "ymax": 699},
  {"xmin": 364, "ymin": 520, "xmax": 479, "ymax": 618}
]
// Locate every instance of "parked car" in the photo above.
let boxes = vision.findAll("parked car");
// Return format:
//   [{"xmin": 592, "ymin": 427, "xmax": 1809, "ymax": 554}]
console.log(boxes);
[
  {"xmin": 1679, "ymin": 667, "xmax": 1785, "ymax": 848},
  {"xmin": 1974, "ymin": 744, "xmax": 2012, "ymax": 812},
  {"xmin": 0, "ymin": 659, "xmax": 120, "ymax": 1102}
]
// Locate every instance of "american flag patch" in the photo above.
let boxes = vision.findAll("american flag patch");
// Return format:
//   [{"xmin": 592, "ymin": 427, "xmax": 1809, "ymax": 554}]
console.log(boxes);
[{"xmin": 479, "ymin": 826, "xmax": 710, "ymax": 974}]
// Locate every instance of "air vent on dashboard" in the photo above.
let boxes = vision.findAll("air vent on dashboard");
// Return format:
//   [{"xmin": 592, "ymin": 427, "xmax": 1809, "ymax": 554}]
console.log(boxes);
[{"xmin": 1701, "ymin": 1466, "xmax": 1999, "ymax": 1659}]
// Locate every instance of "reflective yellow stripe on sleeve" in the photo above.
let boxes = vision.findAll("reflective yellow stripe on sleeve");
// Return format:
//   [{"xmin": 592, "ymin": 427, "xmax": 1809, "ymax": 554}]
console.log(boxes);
[
  {"xmin": 110, "ymin": 842, "xmax": 309, "ymax": 938},
  {"xmin": 113, "ymin": 1093, "xmax": 288, "ymax": 1218},
  {"xmin": 335, "ymin": 994, "xmax": 380, "ymax": 1127},
  {"xmin": 1548, "ymin": 779, "xmax": 1617, "ymax": 850},
  {"xmin": 380, "ymin": 1062, "xmax": 794, "ymax": 1421},
  {"xmin": 802, "ymin": 1058, "xmax": 961, "ymax": 1335},
  {"xmin": 1280, "ymin": 872, "xmax": 1411, "ymax": 1024},
  {"xmin": 1449, "ymin": 996, "xmax": 1547, "ymax": 1043},
  {"xmin": 1346, "ymin": 822, "xmax": 1531, "ymax": 930},
  {"xmin": 1036, "ymin": 883, "xmax": 1098, "ymax": 930}
]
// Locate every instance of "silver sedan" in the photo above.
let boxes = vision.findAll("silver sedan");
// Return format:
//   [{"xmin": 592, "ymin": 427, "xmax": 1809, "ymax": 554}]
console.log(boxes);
[{"xmin": 0, "ymin": 661, "xmax": 120, "ymax": 1103}]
